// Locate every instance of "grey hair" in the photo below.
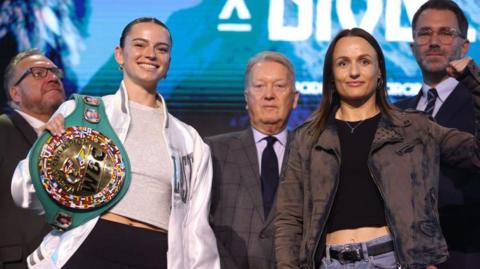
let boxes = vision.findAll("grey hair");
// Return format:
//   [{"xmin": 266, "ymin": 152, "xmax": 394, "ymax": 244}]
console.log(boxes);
[{"xmin": 244, "ymin": 51, "xmax": 296, "ymax": 90}]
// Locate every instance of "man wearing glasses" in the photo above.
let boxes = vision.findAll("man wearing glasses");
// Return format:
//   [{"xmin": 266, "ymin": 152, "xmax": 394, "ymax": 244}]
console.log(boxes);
[
  {"xmin": 0, "ymin": 49, "xmax": 65, "ymax": 268},
  {"xmin": 396, "ymin": 1, "xmax": 480, "ymax": 268}
]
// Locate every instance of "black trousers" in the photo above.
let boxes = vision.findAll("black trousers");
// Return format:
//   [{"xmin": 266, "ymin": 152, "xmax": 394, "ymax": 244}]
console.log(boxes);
[{"xmin": 63, "ymin": 219, "xmax": 168, "ymax": 269}]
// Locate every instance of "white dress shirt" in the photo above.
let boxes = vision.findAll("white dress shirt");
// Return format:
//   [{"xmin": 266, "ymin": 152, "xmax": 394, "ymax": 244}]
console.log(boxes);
[
  {"xmin": 416, "ymin": 77, "xmax": 459, "ymax": 117},
  {"xmin": 15, "ymin": 109, "xmax": 46, "ymax": 136}
]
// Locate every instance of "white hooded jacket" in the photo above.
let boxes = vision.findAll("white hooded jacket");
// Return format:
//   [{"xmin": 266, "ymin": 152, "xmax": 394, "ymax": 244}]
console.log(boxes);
[{"xmin": 11, "ymin": 82, "xmax": 220, "ymax": 269}]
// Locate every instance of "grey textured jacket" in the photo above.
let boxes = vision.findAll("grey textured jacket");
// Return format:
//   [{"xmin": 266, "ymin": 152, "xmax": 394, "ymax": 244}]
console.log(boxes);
[{"xmin": 274, "ymin": 78, "xmax": 480, "ymax": 268}]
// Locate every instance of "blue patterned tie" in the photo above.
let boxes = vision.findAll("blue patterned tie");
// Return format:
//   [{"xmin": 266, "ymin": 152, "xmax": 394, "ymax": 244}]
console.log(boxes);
[
  {"xmin": 424, "ymin": 88, "xmax": 438, "ymax": 116},
  {"xmin": 260, "ymin": 136, "xmax": 279, "ymax": 218}
]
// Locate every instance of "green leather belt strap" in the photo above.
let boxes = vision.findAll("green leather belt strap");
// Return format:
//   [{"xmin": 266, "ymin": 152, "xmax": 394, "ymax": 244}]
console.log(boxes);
[{"xmin": 29, "ymin": 94, "xmax": 131, "ymax": 231}]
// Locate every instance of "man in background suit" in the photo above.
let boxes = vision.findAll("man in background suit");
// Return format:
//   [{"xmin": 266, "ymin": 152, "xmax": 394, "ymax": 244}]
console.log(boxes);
[
  {"xmin": 206, "ymin": 51, "xmax": 299, "ymax": 269},
  {"xmin": 396, "ymin": 1, "xmax": 480, "ymax": 268},
  {"xmin": 0, "ymin": 49, "xmax": 65, "ymax": 268}
]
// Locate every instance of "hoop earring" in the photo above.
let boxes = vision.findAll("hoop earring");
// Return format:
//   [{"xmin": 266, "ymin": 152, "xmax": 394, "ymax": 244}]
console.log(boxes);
[{"xmin": 377, "ymin": 77, "xmax": 383, "ymax": 89}]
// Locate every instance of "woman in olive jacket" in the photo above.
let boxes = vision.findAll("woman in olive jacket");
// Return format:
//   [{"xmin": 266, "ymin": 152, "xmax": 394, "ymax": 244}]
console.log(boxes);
[{"xmin": 274, "ymin": 28, "xmax": 480, "ymax": 269}]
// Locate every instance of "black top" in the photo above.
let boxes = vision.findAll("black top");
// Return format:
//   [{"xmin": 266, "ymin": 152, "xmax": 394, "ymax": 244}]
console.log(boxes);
[{"xmin": 327, "ymin": 113, "xmax": 386, "ymax": 233}]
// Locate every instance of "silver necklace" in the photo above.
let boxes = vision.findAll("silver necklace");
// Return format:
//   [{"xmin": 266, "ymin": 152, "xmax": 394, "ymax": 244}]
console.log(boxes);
[{"xmin": 345, "ymin": 120, "xmax": 365, "ymax": 134}]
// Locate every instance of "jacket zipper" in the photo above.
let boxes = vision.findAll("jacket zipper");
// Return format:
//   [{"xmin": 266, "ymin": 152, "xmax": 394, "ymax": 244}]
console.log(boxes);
[
  {"xmin": 367, "ymin": 158, "xmax": 402, "ymax": 268},
  {"xmin": 310, "ymin": 149, "xmax": 341, "ymax": 269}
]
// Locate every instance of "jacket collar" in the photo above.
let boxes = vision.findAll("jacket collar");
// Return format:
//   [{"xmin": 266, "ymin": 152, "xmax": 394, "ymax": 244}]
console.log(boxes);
[
  {"xmin": 116, "ymin": 81, "xmax": 170, "ymax": 129},
  {"xmin": 435, "ymin": 82, "xmax": 472, "ymax": 125},
  {"xmin": 8, "ymin": 110, "xmax": 37, "ymax": 146},
  {"xmin": 315, "ymin": 108, "xmax": 408, "ymax": 153},
  {"xmin": 236, "ymin": 128, "xmax": 260, "ymax": 178},
  {"xmin": 371, "ymin": 112, "xmax": 405, "ymax": 152}
]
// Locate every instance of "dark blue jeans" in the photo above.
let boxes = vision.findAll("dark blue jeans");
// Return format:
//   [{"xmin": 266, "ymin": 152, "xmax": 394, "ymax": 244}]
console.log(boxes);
[{"xmin": 320, "ymin": 235, "xmax": 398, "ymax": 269}]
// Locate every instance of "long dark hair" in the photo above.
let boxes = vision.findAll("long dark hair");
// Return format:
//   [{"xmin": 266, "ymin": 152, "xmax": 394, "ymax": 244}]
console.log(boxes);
[{"xmin": 307, "ymin": 28, "xmax": 395, "ymax": 142}]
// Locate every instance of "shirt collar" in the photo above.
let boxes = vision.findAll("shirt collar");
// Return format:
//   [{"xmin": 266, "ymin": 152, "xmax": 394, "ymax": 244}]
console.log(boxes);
[
  {"xmin": 15, "ymin": 109, "xmax": 46, "ymax": 130},
  {"xmin": 421, "ymin": 77, "xmax": 459, "ymax": 103},
  {"xmin": 252, "ymin": 127, "xmax": 288, "ymax": 146}
]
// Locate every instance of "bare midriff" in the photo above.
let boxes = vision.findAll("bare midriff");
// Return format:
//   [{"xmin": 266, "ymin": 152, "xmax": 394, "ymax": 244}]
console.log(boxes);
[
  {"xmin": 101, "ymin": 212, "xmax": 167, "ymax": 233},
  {"xmin": 326, "ymin": 226, "xmax": 390, "ymax": 245}
]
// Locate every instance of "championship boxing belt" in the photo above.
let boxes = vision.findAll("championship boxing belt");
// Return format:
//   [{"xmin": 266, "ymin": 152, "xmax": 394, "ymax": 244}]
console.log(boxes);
[{"xmin": 29, "ymin": 94, "xmax": 131, "ymax": 231}]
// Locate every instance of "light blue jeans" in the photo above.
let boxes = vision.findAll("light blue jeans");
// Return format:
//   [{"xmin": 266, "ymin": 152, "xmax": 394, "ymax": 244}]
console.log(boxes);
[{"xmin": 320, "ymin": 235, "xmax": 398, "ymax": 269}]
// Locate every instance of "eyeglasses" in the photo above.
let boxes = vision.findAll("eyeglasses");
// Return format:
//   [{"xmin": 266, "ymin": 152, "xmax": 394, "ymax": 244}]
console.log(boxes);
[
  {"xmin": 14, "ymin": 66, "xmax": 64, "ymax": 86},
  {"xmin": 414, "ymin": 27, "xmax": 465, "ymax": 45}
]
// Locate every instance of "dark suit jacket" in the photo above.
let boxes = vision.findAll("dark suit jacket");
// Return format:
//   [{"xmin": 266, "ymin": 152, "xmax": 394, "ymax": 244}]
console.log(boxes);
[
  {"xmin": 396, "ymin": 82, "xmax": 480, "ymax": 254},
  {"xmin": 0, "ymin": 112, "xmax": 50, "ymax": 269},
  {"xmin": 206, "ymin": 128, "xmax": 290, "ymax": 269}
]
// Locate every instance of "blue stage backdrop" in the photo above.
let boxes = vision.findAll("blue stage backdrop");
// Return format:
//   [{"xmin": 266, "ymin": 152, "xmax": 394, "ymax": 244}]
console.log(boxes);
[{"xmin": 1, "ymin": 0, "xmax": 479, "ymax": 135}]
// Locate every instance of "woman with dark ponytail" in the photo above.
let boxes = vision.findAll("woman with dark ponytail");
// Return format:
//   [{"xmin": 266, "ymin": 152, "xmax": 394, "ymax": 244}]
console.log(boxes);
[{"xmin": 12, "ymin": 17, "xmax": 220, "ymax": 269}]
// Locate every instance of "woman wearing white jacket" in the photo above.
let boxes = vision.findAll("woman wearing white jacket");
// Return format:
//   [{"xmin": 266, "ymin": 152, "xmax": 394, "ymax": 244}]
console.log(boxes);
[{"xmin": 11, "ymin": 17, "xmax": 220, "ymax": 269}]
